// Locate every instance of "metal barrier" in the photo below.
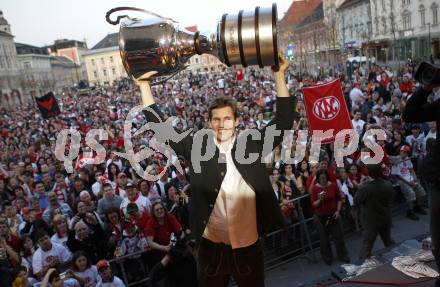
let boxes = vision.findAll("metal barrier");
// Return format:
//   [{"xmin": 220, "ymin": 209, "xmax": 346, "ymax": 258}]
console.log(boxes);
[{"xmin": 108, "ymin": 193, "xmax": 321, "ymax": 286}]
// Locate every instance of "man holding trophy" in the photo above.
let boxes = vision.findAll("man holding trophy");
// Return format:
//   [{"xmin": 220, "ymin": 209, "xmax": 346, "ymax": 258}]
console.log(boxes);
[{"xmin": 106, "ymin": 4, "xmax": 296, "ymax": 286}]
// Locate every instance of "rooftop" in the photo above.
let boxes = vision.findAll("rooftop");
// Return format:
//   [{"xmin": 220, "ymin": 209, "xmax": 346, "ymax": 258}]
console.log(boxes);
[
  {"xmin": 15, "ymin": 43, "xmax": 48, "ymax": 55},
  {"xmin": 92, "ymin": 33, "xmax": 119, "ymax": 50},
  {"xmin": 280, "ymin": 0, "xmax": 323, "ymax": 27}
]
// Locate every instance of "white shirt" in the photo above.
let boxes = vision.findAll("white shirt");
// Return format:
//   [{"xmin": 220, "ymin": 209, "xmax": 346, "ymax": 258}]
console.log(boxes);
[
  {"xmin": 74, "ymin": 266, "xmax": 99, "ymax": 287},
  {"xmin": 120, "ymin": 195, "xmax": 152, "ymax": 216},
  {"xmin": 352, "ymin": 118, "xmax": 366, "ymax": 135},
  {"xmin": 202, "ymin": 137, "xmax": 258, "ymax": 249},
  {"xmin": 32, "ymin": 243, "xmax": 72, "ymax": 274},
  {"xmin": 97, "ymin": 276, "xmax": 125, "ymax": 287},
  {"xmin": 392, "ymin": 157, "xmax": 414, "ymax": 182}
]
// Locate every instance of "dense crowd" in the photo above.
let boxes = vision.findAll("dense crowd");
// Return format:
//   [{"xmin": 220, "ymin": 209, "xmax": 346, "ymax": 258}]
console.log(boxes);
[{"xmin": 0, "ymin": 60, "xmax": 438, "ymax": 287}]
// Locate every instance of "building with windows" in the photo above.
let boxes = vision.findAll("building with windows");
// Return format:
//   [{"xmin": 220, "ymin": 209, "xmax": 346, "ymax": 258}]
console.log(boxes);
[
  {"xmin": 0, "ymin": 10, "xmax": 22, "ymax": 107},
  {"xmin": 369, "ymin": 0, "xmax": 440, "ymax": 64},
  {"xmin": 82, "ymin": 33, "xmax": 126, "ymax": 86},
  {"xmin": 16, "ymin": 43, "xmax": 56, "ymax": 99},
  {"xmin": 46, "ymin": 39, "xmax": 88, "ymax": 82},
  {"xmin": 336, "ymin": 0, "xmax": 372, "ymax": 57}
]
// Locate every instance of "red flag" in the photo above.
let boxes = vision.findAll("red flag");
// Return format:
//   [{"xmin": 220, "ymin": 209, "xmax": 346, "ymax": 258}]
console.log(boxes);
[{"xmin": 302, "ymin": 79, "xmax": 352, "ymax": 144}]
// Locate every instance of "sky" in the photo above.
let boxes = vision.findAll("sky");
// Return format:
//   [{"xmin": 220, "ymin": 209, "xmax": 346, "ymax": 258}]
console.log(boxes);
[{"xmin": 0, "ymin": 0, "xmax": 292, "ymax": 48}]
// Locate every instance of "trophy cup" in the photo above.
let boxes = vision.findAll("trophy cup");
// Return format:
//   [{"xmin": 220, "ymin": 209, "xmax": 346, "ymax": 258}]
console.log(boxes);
[{"xmin": 106, "ymin": 4, "xmax": 279, "ymax": 82}]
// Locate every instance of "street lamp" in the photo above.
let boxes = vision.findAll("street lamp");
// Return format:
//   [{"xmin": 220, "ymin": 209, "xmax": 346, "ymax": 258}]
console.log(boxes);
[{"xmin": 427, "ymin": 22, "xmax": 433, "ymax": 63}]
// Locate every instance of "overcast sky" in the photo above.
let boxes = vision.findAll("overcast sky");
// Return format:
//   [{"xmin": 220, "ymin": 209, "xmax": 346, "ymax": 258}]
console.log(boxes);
[{"xmin": 1, "ymin": 0, "xmax": 292, "ymax": 48}]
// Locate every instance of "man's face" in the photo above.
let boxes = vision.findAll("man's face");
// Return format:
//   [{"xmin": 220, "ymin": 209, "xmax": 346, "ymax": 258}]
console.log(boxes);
[
  {"xmin": 37, "ymin": 235, "xmax": 52, "ymax": 251},
  {"xmin": 118, "ymin": 174, "xmax": 127, "ymax": 186},
  {"xmin": 74, "ymin": 180, "xmax": 84, "ymax": 191},
  {"xmin": 99, "ymin": 267, "xmax": 112, "ymax": 282},
  {"xmin": 354, "ymin": 112, "xmax": 361, "ymax": 120},
  {"xmin": 35, "ymin": 183, "xmax": 46, "ymax": 196},
  {"xmin": 75, "ymin": 223, "xmax": 89, "ymax": 241},
  {"xmin": 126, "ymin": 188, "xmax": 137, "ymax": 200},
  {"xmin": 103, "ymin": 186, "xmax": 114, "ymax": 198},
  {"xmin": 209, "ymin": 106, "xmax": 238, "ymax": 142},
  {"xmin": 80, "ymin": 192, "xmax": 91, "ymax": 203}
]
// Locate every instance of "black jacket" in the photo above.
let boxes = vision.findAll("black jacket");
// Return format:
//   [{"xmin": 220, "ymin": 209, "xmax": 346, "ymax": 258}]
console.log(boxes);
[
  {"xmin": 144, "ymin": 96, "xmax": 296, "ymax": 245},
  {"xmin": 354, "ymin": 178, "xmax": 394, "ymax": 229},
  {"xmin": 66, "ymin": 223, "xmax": 108, "ymax": 263},
  {"xmin": 402, "ymin": 87, "xmax": 440, "ymax": 182}
]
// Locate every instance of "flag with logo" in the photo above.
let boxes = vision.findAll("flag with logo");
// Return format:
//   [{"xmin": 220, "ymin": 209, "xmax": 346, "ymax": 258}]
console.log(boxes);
[
  {"xmin": 302, "ymin": 79, "xmax": 352, "ymax": 144},
  {"xmin": 36, "ymin": 92, "xmax": 60, "ymax": 119}
]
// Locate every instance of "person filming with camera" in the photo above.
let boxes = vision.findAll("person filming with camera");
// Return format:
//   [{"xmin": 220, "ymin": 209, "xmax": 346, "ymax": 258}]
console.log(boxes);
[{"xmin": 403, "ymin": 61, "xmax": 440, "ymax": 287}]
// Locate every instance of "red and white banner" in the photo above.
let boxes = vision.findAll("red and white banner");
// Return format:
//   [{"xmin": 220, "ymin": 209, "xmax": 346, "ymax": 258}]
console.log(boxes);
[{"xmin": 302, "ymin": 79, "xmax": 352, "ymax": 144}]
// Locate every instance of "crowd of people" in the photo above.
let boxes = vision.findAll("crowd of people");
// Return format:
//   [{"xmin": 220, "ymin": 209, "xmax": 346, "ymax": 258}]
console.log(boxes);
[{"xmin": 0, "ymin": 59, "xmax": 438, "ymax": 286}]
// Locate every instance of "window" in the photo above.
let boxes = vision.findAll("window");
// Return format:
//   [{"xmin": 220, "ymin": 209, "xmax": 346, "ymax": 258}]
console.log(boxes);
[
  {"xmin": 110, "ymin": 56, "xmax": 114, "ymax": 63},
  {"xmin": 403, "ymin": 12, "xmax": 411, "ymax": 29},
  {"xmin": 402, "ymin": 0, "xmax": 410, "ymax": 6},
  {"xmin": 93, "ymin": 71, "xmax": 97, "ymax": 78},
  {"xmin": 23, "ymin": 61, "xmax": 31, "ymax": 69},
  {"xmin": 382, "ymin": 17, "xmax": 387, "ymax": 34},
  {"xmin": 103, "ymin": 69, "xmax": 107, "ymax": 76},
  {"xmin": 91, "ymin": 59, "xmax": 95, "ymax": 66},
  {"xmin": 433, "ymin": 3, "xmax": 439, "ymax": 25},
  {"xmin": 420, "ymin": 5, "xmax": 426, "ymax": 27},
  {"xmin": 112, "ymin": 67, "xmax": 116, "ymax": 75},
  {"xmin": 195, "ymin": 57, "xmax": 199, "ymax": 64},
  {"xmin": 100, "ymin": 57, "xmax": 104, "ymax": 64},
  {"xmin": 375, "ymin": 17, "xmax": 380, "ymax": 34}
]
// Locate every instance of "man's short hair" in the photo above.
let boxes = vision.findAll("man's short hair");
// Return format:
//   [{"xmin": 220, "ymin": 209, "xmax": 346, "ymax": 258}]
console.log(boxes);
[
  {"xmin": 366, "ymin": 164, "xmax": 383, "ymax": 179},
  {"xmin": 208, "ymin": 97, "xmax": 237, "ymax": 120},
  {"xmin": 34, "ymin": 229, "xmax": 48, "ymax": 242}
]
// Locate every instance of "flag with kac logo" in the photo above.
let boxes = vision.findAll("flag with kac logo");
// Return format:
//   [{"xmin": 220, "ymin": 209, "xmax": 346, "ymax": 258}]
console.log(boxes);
[{"xmin": 302, "ymin": 79, "xmax": 352, "ymax": 144}]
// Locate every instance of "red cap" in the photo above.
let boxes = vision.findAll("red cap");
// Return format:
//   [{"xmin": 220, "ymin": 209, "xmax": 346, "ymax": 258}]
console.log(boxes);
[{"xmin": 96, "ymin": 259, "xmax": 110, "ymax": 270}]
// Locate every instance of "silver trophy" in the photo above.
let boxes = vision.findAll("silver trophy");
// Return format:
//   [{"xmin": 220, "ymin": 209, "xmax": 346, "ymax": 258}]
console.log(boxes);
[{"xmin": 106, "ymin": 5, "xmax": 279, "ymax": 82}]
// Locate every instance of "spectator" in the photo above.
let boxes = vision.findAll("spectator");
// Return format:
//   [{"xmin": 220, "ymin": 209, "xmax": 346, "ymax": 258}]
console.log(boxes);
[
  {"xmin": 311, "ymin": 169, "xmax": 349, "ymax": 265},
  {"xmin": 97, "ymin": 183, "xmax": 122, "ymax": 216},
  {"xmin": 355, "ymin": 164, "xmax": 395, "ymax": 261},
  {"xmin": 69, "ymin": 250, "xmax": 100, "ymax": 287},
  {"xmin": 32, "ymin": 230, "xmax": 72, "ymax": 279},
  {"xmin": 51, "ymin": 215, "xmax": 69, "ymax": 247},
  {"xmin": 120, "ymin": 183, "xmax": 151, "ymax": 217},
  {"xmin": 42, "ymin": 192, "xmax": 72, "ymax": 224},
  {"xmin": 96, "ymin": 259, "xmax": 125, "ymax": 287},
  {"xmin": 391, "ymin": 145, "xmax": 427, "ymax": 220},
  {"xmin": 146, "ymin": 202, "xmax": 182, "ymax": 265},
  {"xmin": 33, "ymin": 181, "xmax": 49, "ymax": 209},
  {"xmin": 125, "ymin": 203, "xmax": 150, "ymax": 237},
  {"xmin": 67, "ymin": 214, "xmax": 107, "ymax": 264}
]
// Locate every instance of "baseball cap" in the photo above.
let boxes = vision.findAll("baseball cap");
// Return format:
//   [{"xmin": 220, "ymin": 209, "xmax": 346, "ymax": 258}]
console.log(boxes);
[
  {"xmin": 96, "ymin": 259, "xmax": 110, "ymax": 270},
  {"xmin": 400, "ymin": 145, "xmax": 411, "ymax": 153},
  {"xmin": 126, "ymin": 182, "xmax": 135, "ymax": 189}
]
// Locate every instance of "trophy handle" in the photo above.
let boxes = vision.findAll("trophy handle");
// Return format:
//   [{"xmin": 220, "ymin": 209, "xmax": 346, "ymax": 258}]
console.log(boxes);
[{"xmin": 105, "ymin": 6, "xmax": 178, "ymax": 25}]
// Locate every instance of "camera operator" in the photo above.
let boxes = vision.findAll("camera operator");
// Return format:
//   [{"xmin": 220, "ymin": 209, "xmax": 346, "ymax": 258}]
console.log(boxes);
[
  {"xmin": 402, "ymin": 67, "xmax": 440, "ymax": 287},
  {"xmin": 148, "ymin": 236, "xmax": 197, "ymax": 287}
]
